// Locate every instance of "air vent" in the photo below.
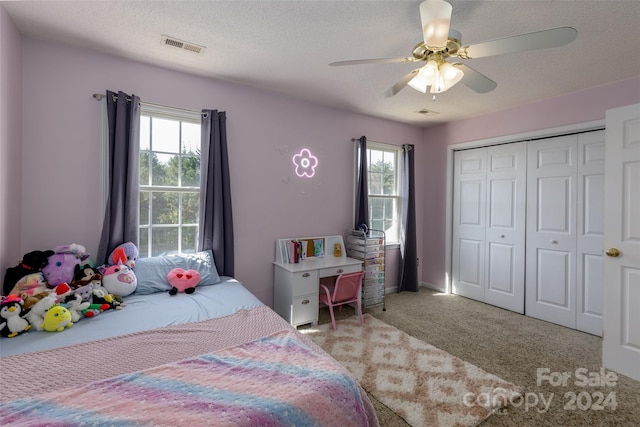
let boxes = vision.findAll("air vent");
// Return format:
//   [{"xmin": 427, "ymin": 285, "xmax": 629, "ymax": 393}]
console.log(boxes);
[
  {"xmin": 417, "ymin": 108, "xmax": 440, "ymax": 116},
  {"xmin": 161, "ymin": 35, "xmax": 206, "ymax": 55}
]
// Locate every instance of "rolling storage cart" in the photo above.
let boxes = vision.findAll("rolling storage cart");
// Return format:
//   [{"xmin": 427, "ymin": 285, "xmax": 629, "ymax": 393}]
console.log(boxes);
[{"xmin": 345, "ymin": 229, "xmax": 386, "ymax": 310}]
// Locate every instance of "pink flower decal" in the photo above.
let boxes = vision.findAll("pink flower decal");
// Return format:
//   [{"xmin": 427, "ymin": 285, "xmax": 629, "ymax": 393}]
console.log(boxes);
[{"xmin": 292, "ymin": 148, "xmax": 318, "ymax": 178}]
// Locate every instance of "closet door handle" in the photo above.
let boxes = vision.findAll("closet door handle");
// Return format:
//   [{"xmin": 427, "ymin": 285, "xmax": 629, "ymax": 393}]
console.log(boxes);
[
  {"xmin": 550, "ymin": 240, "xmax": 558, "ymax": 244},
  {"xmin": 605, "ymin": 248, "xmax": 621, "ymax": 257},
  {"xmin": 499, "ymin": 234, "xmax": 505, "ymax": 238}
]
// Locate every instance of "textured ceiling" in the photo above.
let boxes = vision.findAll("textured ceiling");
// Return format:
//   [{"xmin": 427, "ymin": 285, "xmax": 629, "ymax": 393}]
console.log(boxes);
[{"xmin": 4, "ymin": 0, "xmax": 640, "ymax": 127}]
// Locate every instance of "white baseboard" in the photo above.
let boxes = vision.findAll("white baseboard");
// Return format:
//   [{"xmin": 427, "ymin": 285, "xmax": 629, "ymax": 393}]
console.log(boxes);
[
  {"xmin": 383, "ymin": 282, "xmax": 447, "ymax": 294},
  {"xmin": 419, "ymin": 281, "xmax": 447, "ymax": 293}
]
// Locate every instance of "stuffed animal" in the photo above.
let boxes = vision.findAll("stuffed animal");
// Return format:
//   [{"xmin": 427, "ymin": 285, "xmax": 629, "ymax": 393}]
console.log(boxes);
[
  {"xmin": 23, "ymin": 292, "xmax": 57, "ymax": 331},
  {"xmin": 107, "ymin": 242, "xmax": 139, "ymax": 268},
  {"xmin": 100, "ymin": 263, "xmax": 137, "ymax": 297},
  {"xmin": 7, "ymin": 272, "xmax": 48, "ymax": 297},
  {"xmin": 53, "ymin": 283, "xmax": 72, "ymax": 302},
  {"xmin": 53, "ymin": 244, "xmax": 90, "ymax": 262},
  {"xmin": 91, "ymin": 287, "xmax": 125, "ymax": 310},
  {"xmin": 74, "ymin": 264, "xmax": 101, "ymax": 283},
  {"xmin": 0, "ymin": 295, "xmax": 31, "ymax": 337},
  {"xmin": 167, "ymin": 268, "xmax": 201, "ymax": 295},
  {"xmin": 72, "ymin": 265, "xmax": 104, "ymax": 303},
  {"xmin": 62, "ymin": 293, "xmax": 90, "ymax": 323},
  {"xmin": 42, "ymin": 305, "xmax": 73, "ymax": 332},
  {"xmin": 81, "ymin": 303, "xmax": 110, "ymax": 318},
  {"xmin": 42, "ymin": 253, "xmax": 83, "ymax": 287},
  {"xmin": 21, "ymin": 291, "xmax": 50, "ymax": 311},
  {"xmin": 3, "ymin": 250, "xmax": 54, "ymax": 295}
]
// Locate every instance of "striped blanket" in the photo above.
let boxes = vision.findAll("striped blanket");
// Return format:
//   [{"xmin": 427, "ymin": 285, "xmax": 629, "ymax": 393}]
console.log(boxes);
[{"xmin": 0, "ymin": 329, "xmax": 371, "ymax": 426}]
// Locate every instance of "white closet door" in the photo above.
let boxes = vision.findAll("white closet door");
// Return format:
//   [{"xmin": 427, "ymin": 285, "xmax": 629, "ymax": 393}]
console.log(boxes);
[
  {"xmin": 452, "ymin": 148, "xmax": 486, "ymax": 301},
  {"xmin": 526, "ymin": 135, "xmax": 578, "ymax": 329},
  {"xmin": 576, "ymin": 130, "xmax": 605, "ymax": 336},
  {"xmin": 484, "ymin": 143, "xmax": 527, "ymax": 313},
  {"xmin": 603, "ymin": 103, "xmax": 640, "ymax": 381}
]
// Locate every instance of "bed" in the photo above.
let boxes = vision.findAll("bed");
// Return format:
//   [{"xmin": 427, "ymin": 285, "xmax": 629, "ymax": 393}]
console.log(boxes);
[{"xmin": 0, "ymin": 251, "xmax": 378, "ymax": 426}]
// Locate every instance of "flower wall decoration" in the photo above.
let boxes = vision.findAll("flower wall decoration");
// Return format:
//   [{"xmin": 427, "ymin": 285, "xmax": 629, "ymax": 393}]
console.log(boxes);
[{"xmin": 292, "ymin": 148, "xmax": 318, "ymax": 178}]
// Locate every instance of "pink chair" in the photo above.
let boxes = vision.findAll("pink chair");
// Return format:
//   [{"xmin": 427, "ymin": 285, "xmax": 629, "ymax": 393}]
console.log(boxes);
[{"xmin": 319, "ymin": 270, "xmax": 365, "ymax": 330}]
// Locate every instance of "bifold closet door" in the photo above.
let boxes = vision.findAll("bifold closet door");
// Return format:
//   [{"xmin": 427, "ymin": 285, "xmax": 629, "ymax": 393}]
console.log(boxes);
[
  {"xmin": 576, "ymin": 130, "xmax": 605, "ymax": 336},
  {"xmin": 452, "ymin": 144, "xmax": 526, "ymax": 313},
  {"xmin": 452, "ymin": 148, "xmax": 487, "ymax": 302},
  {"xmin": 525, "ymin": 133, "xmax": 604, "ymax": 333},
  {"xmin": 484, "ymin": 143, "xmax": 526, "ymax": 313},
  {"xmin": 526, "ymin": 135, "xmax": 578, "ymax": 329}
]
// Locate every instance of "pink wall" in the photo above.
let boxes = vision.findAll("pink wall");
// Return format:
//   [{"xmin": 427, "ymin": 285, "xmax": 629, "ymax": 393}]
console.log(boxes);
[
  {"xmin": 19, "ymin": 39, "xmax": 424, "ymax": 304},
  {"xmin": 419, "ymin": 76, "xmax": 640, "ymax": 290},
  {"xmin": 0, "ymin": 5, "xmax": 23, "ymax": 276}
]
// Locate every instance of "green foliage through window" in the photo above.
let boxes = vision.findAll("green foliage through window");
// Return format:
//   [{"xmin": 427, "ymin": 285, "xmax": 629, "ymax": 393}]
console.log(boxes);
[
  {"xmin": 139, "ymin": 113, "xmax": 201, "ymax": 257},
  {"xmin": 365, "ymin": 144, "xmax": 401, "ymax": 244}
]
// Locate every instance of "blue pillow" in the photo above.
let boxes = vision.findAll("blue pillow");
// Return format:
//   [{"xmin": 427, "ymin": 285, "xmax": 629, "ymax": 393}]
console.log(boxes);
[{"xmin": 132, "ymin": 250, "xmax": 221, "ymax": 295}]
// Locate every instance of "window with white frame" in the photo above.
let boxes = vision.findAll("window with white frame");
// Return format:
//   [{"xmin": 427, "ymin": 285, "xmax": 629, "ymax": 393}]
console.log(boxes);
[
  {"xmin": 364, "ymin": 141, "xmax": 402, "ymax": 244},
  {"xmin": 138, "ymin": 107, "xmax": 201, "ymax": 257}
]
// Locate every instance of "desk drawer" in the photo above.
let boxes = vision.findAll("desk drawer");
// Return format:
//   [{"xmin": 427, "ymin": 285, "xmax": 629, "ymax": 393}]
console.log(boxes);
[
  {"xmin": 291, "ymin": 270, "xmax": 318, "ymax": 296},
  {"xmin": 319, "ymin": 263, "xmax": 361, "ymax": 278},
  {"xmin": 292, "ymin": 294, "xmax": 319, "ymax": 326}
]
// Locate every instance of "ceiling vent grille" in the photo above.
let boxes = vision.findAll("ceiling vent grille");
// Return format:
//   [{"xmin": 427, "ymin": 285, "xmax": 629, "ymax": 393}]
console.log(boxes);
[{"xmin": 161, "ymin": 35, "xmax": 206, "ymax": 55}]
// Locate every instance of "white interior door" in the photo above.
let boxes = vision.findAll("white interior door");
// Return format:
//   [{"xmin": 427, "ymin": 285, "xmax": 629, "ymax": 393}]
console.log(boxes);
[
  {"xmin": 484, "ymin": 143, "xmax": 526, "ymax": 313},
  {"xmin": 603, "ymin": 103, "xmax": 640, "ymax": 381},
  {"xmin": 576, "ymin": 130, "xmax": 605, "ymax": 336},
  {"xmin": 452, "ymin": 148, "xmax": 486, "ymax": 301},
  {"xmin": 526, "ymin": 135, "xmax": 578, "ymax": 329}
]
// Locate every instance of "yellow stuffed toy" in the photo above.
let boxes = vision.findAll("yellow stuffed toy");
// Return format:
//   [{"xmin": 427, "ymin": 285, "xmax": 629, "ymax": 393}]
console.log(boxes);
[{"xmin": 41, "ymin": 305, "xmax": 73, "ymax": 332}]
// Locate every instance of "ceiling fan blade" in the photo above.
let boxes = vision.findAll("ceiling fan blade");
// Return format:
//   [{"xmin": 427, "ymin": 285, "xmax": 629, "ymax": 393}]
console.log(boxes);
[
  {"xmin": 381, "ymin": 69, "xmax": 420, "ymax": 98},
  {"xmin": 329, "ymin": 57, "xmax": 417, "ymax": 66},
  {"xmin": 455, "ymin": 63, "xmax": 497, "ymax": 93},
  {"xmin": 460, "ymin": 26, "xmax": 577, "ymax": 59}
]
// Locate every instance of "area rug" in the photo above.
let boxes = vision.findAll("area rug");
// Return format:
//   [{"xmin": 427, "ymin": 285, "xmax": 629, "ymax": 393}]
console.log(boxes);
[{"xmin": 301, "ymin": 314, "xmax": 521, "ymax": 427}]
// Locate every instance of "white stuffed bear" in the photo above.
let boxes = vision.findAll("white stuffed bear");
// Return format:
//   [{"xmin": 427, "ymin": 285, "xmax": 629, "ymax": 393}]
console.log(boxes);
[
  {"xmin": 24, "ymin": 293, "xmax": 57, "ymax": 331},
  {"xmin": 62, "ymin": 293, "xmax": 90, "ymax": 323}
]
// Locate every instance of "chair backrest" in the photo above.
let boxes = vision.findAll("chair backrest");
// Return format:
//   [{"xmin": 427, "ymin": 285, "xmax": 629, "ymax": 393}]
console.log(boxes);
[{"xmin": 332, "ymin": 271, "xmax": 365, "ymax": 303}]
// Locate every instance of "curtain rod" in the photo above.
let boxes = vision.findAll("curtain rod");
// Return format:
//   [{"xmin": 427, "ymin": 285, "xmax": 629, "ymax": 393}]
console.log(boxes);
[
  {"xmin": 92, "ymin": 93, "xmax": 207, "ymax": 117},
  {"xmin": 351, "ymin": 137, "xmax": 413, "ymax": 150}
]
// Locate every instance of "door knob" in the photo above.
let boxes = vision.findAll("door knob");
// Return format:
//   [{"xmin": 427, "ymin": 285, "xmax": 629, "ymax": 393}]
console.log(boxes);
[{"xmin": 605, "ymin": 248, "xmax": 621, "ymax": 257}]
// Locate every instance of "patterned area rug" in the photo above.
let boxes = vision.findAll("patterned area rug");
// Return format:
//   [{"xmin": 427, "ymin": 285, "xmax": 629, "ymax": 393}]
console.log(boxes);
[{"xmin": 302, "ymin": 314, "xmax": 521, "ymax": 427}]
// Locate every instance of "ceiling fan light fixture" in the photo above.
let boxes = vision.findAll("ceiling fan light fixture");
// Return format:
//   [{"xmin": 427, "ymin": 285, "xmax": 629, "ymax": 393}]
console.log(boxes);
[
  {"xmin": 430, "ymin": 62, "xmax": 464, "ymax": 93},
  {"xmin": 419, "ymin": 0, "xmax": 453, "ymax": 50},
  {"xmin": 407, "ymin": 72, "xmax": 428, "ymax": 93},
  {"xmin": 408, "ymin": 60, "xmax": 439, "ymax": 93},
  {"xmin": 409, "ymin": 60, "xmax": 463, "ymax": 94}
]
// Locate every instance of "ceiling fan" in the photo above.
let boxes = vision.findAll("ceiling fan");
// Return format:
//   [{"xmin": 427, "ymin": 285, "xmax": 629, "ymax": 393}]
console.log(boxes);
[{"xmin": 330, "ymin": 0, "xmax": 577, "ymax": 97}]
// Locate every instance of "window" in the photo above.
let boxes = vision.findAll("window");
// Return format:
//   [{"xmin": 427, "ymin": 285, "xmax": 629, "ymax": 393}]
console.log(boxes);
[
  {"xmin": 138, "ymin": 107, "xmax": 201, "ymax": 257},
  {"xmin": 363, "ymin": 141, "xmax": 402, "ymax": 244}
]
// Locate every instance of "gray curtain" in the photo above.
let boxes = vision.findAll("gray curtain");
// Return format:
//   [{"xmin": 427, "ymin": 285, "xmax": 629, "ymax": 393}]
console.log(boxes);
[
  {"xmin": 198, "ymin": 110, "xmax": 234, "ymax": 277},
  {"xmin": 97, "ymin": 90, "xmax": 140, "ymax": 265},
  {"xmin": 398, "ymin": 144, "xmax": 418, "ymax": 292},
  {"xmin": 354, "ymin": 136, "xmax": 369, "ymax": 229}
]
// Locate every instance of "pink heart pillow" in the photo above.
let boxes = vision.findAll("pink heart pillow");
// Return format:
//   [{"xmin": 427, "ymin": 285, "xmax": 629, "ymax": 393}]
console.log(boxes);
[{"xmin": 167, "ymin": 268, "xmax": 201, "ymax": 295}]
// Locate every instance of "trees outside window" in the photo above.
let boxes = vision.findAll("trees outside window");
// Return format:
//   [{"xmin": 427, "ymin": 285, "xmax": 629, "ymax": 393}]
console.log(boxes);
[
  {"xmin": 366, "ymin": 142, "xmax": 402, "ymax": 244},
  {"xmin": 139, "ymin": 112, "xmax": 201, "ymax": 257}
]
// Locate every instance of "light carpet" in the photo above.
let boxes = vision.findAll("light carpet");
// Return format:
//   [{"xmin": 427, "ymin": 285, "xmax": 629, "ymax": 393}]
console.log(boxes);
[{"xmin": 302, "ymin": 314, "xmax": 522, "ymax": 427}]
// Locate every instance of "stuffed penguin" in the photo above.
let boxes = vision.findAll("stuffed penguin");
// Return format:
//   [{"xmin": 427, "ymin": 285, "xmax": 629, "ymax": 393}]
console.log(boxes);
[{"xmin": 0, "ymin": 295, "xmax": 31, "ymax": 337}]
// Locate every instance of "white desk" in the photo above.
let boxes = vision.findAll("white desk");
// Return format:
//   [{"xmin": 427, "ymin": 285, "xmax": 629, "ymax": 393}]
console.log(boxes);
[{"xmin": 273, "ymin": 236, "xmax": 363, "ymax": 327}]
